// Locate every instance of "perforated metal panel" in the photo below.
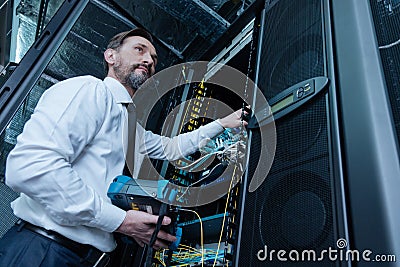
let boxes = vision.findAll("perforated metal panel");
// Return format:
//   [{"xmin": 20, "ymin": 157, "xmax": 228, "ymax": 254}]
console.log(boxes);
[
  {"xmin": 369, "ymin": 0, "xmax": 400, "ymax": 156},
  {"xmin": 239, "ymin": 94, "xmax": 336, "ymax": 266},
  {"xmin": 258, "ymin": 0, "xmax": 324, "ymax": 101},
  {"xmin": 0, "ymin": 183, "xmax": 18, "ymax": 238},
  {"xmin": 235, "ymin": 0, "xmax": 344, "ymax": 266}
]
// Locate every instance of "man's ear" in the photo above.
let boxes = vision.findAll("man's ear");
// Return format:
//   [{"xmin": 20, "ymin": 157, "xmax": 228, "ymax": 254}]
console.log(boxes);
[{"xmin": 104, "ymin": 48, "xmax": 116, "ymax": 65}]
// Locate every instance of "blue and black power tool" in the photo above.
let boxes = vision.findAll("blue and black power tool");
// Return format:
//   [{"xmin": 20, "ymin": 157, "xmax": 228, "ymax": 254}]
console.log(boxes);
[{"xmin": 107, "ymin": 175, "xmax": 182, "ymax": 250}]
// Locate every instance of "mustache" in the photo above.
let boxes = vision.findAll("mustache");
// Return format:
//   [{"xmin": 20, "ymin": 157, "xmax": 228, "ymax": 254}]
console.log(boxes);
[{"xmin": 132, "ymin": 63, "xmax": 150, "ymax": 75}]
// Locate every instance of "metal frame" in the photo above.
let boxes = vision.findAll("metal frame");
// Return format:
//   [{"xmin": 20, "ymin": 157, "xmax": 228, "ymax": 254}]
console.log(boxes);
[
  {"xmin": 234, "ymin": 6, "xmax": 265, "ymax": 266},
  {"xmin": 0, "ymin": 0, "xmax": 89, "ymax": 135},
  {"xmin": 331, "ymin": 0, "xmax": 400, "ymax": 259},
  {"xmin": 234, "ymin": 0, "xmax": 351, "ymax": 266},
  {"xmin": 322, "ymin": 0, "xmax": 351, "ymax": 266},
  {"xmin": 0, "ymin": 0, "xmax": 13, "ymax": 66},
  {"xmin": 35, "ymin": 0, "xmax": 50, "ymax": 41},
  {"xmin": 204, "ymin": 19, "xmax": 255, "ymax": 82},
  {"xmin": 200, "ymin": 0, "xmax": 265, "ymax": 62}
]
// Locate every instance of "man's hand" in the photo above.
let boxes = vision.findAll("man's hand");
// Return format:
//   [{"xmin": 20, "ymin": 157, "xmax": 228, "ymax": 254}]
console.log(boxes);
[
  {"xmin": 115, "ymin": 210, "xmax": 177, "ymax": 250},
  {"xmin": 218, "ymin": 107, "xmax": 250, "ymax": 129}
]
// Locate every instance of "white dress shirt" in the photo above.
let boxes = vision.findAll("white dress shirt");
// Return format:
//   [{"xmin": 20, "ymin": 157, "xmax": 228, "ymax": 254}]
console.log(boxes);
[{"xmin": 5, "ymin": 76, "xmax": 224, "ymax": 252}]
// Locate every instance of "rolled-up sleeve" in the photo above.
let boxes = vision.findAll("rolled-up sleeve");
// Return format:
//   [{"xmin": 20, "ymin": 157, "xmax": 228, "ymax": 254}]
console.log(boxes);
[{"xmin": 137, "ymin": 120, "xmax": 225, "ymax": 161}]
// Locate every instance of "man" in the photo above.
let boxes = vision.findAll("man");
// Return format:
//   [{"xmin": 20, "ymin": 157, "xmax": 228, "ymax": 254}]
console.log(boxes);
[{"xmin": 0, "ymin": 28, "xmax": 246, "ymax": 266}]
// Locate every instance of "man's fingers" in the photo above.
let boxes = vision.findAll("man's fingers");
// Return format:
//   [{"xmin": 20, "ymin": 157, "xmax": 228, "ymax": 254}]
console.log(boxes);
[
  {"xmin": 244, "ymin": 105, "xmax": 251, "ymax": 112},
  {"xmin": 153, "ymin": 239, "xmax": 170, "ymax": 250},
  {"xmin": 157, "ymin": 230, "xmax": 177, "ymax": 243},
  {"xmin": 143, "ymin": 213, "xmax": 171, "ymax": 226},
  {"xmin": 133, "ymin": 237, "xmax": 145, "ymax": 247},
  {"xmin": 162, "ymin": 216, "xmax": 172, "ymax": 225}
]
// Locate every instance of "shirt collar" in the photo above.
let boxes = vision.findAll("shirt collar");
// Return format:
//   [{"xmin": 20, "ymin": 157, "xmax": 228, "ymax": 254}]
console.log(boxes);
[{"xmin": 103, "ymin": 77, "xmax": 132, "ymax": 104}]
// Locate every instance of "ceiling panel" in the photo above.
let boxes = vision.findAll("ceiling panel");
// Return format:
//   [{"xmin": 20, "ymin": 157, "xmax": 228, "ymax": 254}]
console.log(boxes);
[
  {"xmin": 105, "ymin": 0, "xmax": 256, "ymax": 61},
  {"xmin": 13, "ymin": 0, "xmax": 258, "ymax": 79}
]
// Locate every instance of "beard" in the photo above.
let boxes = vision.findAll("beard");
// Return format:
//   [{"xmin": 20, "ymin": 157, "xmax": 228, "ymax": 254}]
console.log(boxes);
[{"xmin": 113, "ymin": 63, "xmax": 149, "ymax": 91}]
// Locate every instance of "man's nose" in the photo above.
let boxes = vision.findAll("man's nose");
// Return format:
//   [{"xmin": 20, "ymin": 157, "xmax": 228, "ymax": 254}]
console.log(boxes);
[
  {"xmin": 141, "ymin": 53, "xmax": 154, "ymax": 75},
  {"xmin": 142, "ymin": 52, "xmax": 154, "ymax": 66}
]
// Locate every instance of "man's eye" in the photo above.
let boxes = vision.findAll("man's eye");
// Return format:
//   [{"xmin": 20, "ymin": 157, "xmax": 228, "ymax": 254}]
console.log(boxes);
[{"xmin": 135, "ymin": 47, "xmax": 143, "ymax": 52}]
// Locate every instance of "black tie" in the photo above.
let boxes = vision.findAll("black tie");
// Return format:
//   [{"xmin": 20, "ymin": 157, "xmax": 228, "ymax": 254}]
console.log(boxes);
[{"xmin": 123, "ymin": 103, "xmax": 137, "ymax": 177}]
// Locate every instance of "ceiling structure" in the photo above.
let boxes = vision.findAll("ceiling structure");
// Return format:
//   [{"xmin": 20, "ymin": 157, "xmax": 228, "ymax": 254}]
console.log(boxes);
[
  {"xmin": 6, "ymin": 0, "xmax": 260, "ymax": 80},
  {"xmin": 0, "ymin": 0, "xmax": 263, "ymax": 178},
  {"xmin": 113, "ymin": 0, "xmax": 249, "ymax": 60}
]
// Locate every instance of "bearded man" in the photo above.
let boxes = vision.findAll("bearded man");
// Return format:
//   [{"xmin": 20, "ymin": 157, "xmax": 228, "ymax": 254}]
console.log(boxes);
[{"xmin": 0, "ymin": 28, "xmax": 246, "ymax": 266}]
